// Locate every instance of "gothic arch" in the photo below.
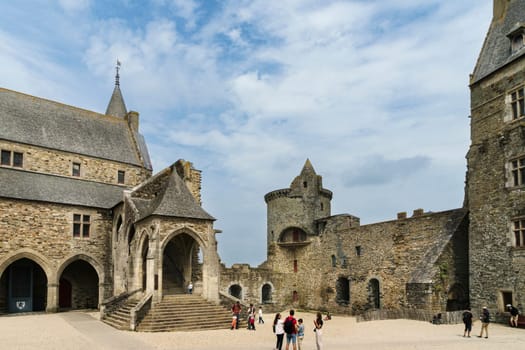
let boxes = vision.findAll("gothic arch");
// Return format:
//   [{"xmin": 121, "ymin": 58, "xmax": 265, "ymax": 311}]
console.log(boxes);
[
  {"xmin": 261, "ymin": 282, "xmax": 274, "ymax": 304},
  {"xmin": 279, "ymin": 226, "xmax": 308, "ymax": 243},
  {"xmin": 160, "ymin": 227, "xmax": 206, "ymax": 251},
  {"xmin": 228, "ymin": 283, "xmax": 243, "ymax": 300},
  {"xmin": 0, "ymin": 248, "xmax": 52, "ymax": 281},
  {"xmin": 56, "ymin": 254, "xmax": 101, "ymax": 310},
  {"xmin": 56, "ymin": 253, "xmax": 104, "ymax": 285}
]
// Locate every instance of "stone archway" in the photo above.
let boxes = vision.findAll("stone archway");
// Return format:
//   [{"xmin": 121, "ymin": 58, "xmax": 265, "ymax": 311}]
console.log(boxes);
[
  {"xmin": 261, "ymin": 283, "xmax": 272, "ymax": 303},
  {"xmin": 162, "ymin": 233, "xmax": 202, "ymax": 295},
  {"xmin": 0, "ymin": 258, "xmax": 47, "ymax": 313},
  {"xmin": 368, "ymin": 278, "xmax": 380, "ymax": 309},
  {"xmin": 58, "ymin": 260, "xmax": 99, "ymax": 310},
  {"xmin": 336, "ymin": 276, "xmax": 350, "ymax": 305},
  {"xmin": 229, "ymin": 284, "xmax": 242, "ymax": 299}
]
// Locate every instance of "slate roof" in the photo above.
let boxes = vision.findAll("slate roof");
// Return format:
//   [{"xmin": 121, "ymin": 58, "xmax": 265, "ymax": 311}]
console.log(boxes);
[
  {"xmin": 408, "ymin": 208, "xmax": 468, "ymax": 283},
  {"xmin": 105, "ymin": 84, "xmax": 127, "ymax": 118},
  {"xmin": 130, "ymin": 164, "xmax": 214, "ymax": 222},
  {"xmin": 472, "ymin": 0, "xmax": 525, "ymax": 83},
  {"xmin": 0, "ymin": 167, "xmax": 124, "ymax": 209},
  {"xmin": 0, "ymin": 88, "xmax": 151, "ymax": 169}
]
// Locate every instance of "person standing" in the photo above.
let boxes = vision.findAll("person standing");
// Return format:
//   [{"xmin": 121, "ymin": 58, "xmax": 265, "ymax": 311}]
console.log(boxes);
[
  {"xmin": 284, "ymin": 309, "xmax": 298, "ymax": 350},
  {"xmin": 507, "ymin": 304, "xmax": 519, "ymax": 327},
  {"xmin": 231, "ymin": 301, "xmax": 241, "ymax": 329},
  {"xmin": 462, "ymin": 307, "xmax": 473, "ymax": 337},
  {"xmin": 247, "ymin": 303, "xmax": 256, "ymax": 330},
  {"xmin": 273, "ymin": 313, "xmax": 285, "ymax": 350},
  {"xmin": 297, "ymin": 318, "xmax": 305, "ymax": 350},
  {"xmin": 187, "ymin": 281, "xmax": 193, "ymax": 294},
  {"xmin": 478, "ymin": 307, "xmax": 490, "ymax": 338},
  {"xmin": 313, "ymin": 312, "xmax": 324, "ymax": 350}
]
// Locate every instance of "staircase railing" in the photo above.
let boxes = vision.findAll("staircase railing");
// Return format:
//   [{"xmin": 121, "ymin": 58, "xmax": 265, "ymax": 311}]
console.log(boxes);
[
  {"xmin": 100, "ymin": 288, "xmax": 142, "ymax": 319},
  {"xmin": 130, "ymin": 291, "xmax": 153, "ymax": 331}
]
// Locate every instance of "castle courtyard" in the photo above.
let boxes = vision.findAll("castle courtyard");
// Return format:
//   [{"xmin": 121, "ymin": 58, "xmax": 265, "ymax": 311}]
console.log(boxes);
[{"xmin": 1, "ymin": 311, "xmax": 523, "ymax": 350}]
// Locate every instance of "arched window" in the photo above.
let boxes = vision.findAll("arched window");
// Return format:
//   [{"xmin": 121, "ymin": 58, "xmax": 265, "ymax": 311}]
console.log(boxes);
[
  {"xmin": 336, "ymin": 277, "xmax": 350, "ymax": 305},
  {"xmin": 262, "ymin": 284, "xmax": 272, "ymax": 303},
  {"xmin": 368, "ymin": 278, "xmax": 380, "ymax": 309},
  {"xmin": 279, "ymin": 227, "xmax": 307, "ymax": 243},
  {"xmin": 229, "ymin": 284, "xmax": 242, "ymax": 299}
]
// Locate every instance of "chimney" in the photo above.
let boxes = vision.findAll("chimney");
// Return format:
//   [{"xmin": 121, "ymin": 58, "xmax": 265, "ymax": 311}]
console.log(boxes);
[{"xmin": 126, "ymin": 111, "xmax": 139, "ymax": 132}]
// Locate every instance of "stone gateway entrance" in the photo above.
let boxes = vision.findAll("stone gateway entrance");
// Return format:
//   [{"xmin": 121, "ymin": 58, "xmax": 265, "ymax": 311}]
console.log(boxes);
[
  {"xmin": 2, "ymin": 258, "xmax": 47, "ymax": 313},
  {"xmin": 162, "ymin": 233, "xmax": 202, "ymax": 295}
]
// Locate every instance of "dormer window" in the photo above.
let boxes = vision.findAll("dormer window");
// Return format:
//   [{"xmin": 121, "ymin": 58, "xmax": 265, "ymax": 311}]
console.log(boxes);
[{"xmin": 507, "ymin": 24, "xmax": 525, "ymax": 54}]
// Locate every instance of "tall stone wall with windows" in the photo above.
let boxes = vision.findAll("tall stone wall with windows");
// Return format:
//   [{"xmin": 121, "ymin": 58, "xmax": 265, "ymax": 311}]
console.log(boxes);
[
  {"xmin": 0, "ymin": 140, "xmax": 150, "ymax": 186},
  {"xmin": 467, "ymin": 58, "xmax": 525, "ymax": 314}
]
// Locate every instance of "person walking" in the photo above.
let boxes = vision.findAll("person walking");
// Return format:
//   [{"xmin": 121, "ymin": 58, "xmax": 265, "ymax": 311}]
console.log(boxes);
[
  {"xmin": 507, "ymin": 304, "xmax": 519, "ymax": 327},
  {"xmin": 313, "ymin": 311, "xmax": 324, "ymax": 350},
  {"xmin": 258, "ymin": 306, "xmax": 264, "ymax": 324},
  {"xmin": 273, "ymin": 313, "xmax": 285, "ymax": 350},
  {"xmin": 247, "ymin": 303, "xmax": 256, "ymax": 330},
  {"xmin": 462, "ymin": 307, "xmax": 473, "ymax": 337},
  {"xmin": 478, "ymin": 306, "xmax": 490, "ymax": 338}
]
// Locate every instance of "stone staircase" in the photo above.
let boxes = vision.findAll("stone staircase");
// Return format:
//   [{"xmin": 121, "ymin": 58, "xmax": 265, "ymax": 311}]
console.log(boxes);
[
  {"xmin": 137, "ymin": 294, "xmax": 233, "ymax": 332},
  {"xmin": 101, "ymin": 299, "xmax": 140, "ymax": 330}
]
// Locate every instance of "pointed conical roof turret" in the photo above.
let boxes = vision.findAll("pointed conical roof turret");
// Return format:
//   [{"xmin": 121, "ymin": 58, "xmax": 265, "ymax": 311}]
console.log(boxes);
[
  {"xmin": 472, "ymin": 0, "xmax": 525, "ymax": 83},
  {"xmin": 300, "ymin": 158, "xmax": 316, "ymax": 175},
  {"xmin": 105, "ymin": 61, "xmax": 127, "ymax": 118}
]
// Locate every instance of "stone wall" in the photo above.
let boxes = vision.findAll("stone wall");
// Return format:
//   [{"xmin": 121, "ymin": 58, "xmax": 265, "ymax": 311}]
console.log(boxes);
[
  {"xmin": 0, "ymin": 140, "xmax": 150, "ymax": 187},
  {"xmin": 468, "ymin": 56, "xmax": 525, "ymax": 312}
]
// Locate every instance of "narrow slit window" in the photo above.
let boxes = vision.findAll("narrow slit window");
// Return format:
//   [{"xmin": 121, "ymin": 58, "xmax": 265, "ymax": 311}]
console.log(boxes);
[{"xmin": 72, "ymin": 162, "xmax": 81, "ymax": 177}]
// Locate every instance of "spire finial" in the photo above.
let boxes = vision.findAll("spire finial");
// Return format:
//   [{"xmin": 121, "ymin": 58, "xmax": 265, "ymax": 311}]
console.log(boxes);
[{"xmin": 115, "ymin": 59, "xmax": 121, "ymax": 86}]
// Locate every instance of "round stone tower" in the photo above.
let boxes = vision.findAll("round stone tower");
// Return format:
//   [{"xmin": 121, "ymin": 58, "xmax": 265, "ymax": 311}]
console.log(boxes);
[{"xmin": 264, "ymin": 159, "xmax": 333, "ymax": 253}]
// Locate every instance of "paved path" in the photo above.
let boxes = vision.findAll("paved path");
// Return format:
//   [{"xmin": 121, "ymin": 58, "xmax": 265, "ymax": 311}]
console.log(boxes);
[{"xmin": 1, "ymin": 311, "xmax": 525, "ymax": 350}]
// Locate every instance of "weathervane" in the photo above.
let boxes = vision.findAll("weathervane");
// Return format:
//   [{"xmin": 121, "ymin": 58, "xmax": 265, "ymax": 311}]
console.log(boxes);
[{"xmin": 115, "ymin": 59, "xmax": 121, "ymax": 86}]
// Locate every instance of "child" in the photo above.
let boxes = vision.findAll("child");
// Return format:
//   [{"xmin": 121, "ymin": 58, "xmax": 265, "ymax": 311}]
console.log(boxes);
[
  {"xmin": 231, "ymin": 315, "xmax": 237, "ymax": 330},
  {"xmin": 249, "ymin": 314, "xmax": 256, "ymax": 330},
  {"xmin": 297, "ymin": 318, "xmax": 305, "ymax": 350},
  {"xmin": 258, "ymin": 306, "xmax": 264, "ymax": 324}
]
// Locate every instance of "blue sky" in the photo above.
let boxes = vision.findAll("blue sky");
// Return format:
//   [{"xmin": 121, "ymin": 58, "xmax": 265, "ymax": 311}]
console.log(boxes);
[{"xmin": 0, "ymin": 0, "xmax": 492, "ymax": 266}]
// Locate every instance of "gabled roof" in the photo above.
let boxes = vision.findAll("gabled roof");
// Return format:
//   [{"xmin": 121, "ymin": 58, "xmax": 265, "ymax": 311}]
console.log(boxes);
[
  {"xmin": 0, "ymin": 88, "xmax": 150, "ymax": 169},
  {"xmin": 130, "ymin": 163, "xmax": 214, "ymax": 222},
  {"xmin": 472, "ymin": 0, "xmax": 525, "ymax": 83},
  {"xmin": 0, "ymin": 167, "xmax": 124, "ymax": 209}
]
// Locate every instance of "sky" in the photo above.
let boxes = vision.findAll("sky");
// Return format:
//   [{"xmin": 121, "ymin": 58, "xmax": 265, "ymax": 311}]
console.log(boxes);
[{"xmin": 0, "ymin": 0, "xmax": 493, "ymax": 266}]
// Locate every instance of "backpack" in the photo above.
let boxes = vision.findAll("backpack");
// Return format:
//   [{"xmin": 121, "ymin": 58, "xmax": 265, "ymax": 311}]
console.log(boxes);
[{"xmin": 284, "ymin": 317, "xmax": 294, "ymax": 334}]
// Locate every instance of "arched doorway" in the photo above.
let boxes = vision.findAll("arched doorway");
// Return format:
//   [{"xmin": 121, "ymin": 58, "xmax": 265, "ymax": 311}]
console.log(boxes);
[
  {"xmin": 368, "ymin": 278, "xmax": 380, "ymax": 309},
  {"xmin": 262, "ymin": 283, "xmax": 272, "ymax": 303},
  {"xmin": 0, "ymin": 258, "xmax": 47, "ymax": 313},
  {"xmin": 59, "ymin": 260, "xmax": 99, "ymax": 310},
  {"xmin": 229, "ymin": 284, "xmax": 242, "ymax": 299},
  {"xmin": 141, "ymin": 236, "xmax": 149, "ymax": 291},
  {"xmin": 162, "ymin": 233, "xmax": 202, "ymax": 294},
  {"xmin": 447, "ymin": 283, "xmax": 468, "ymax": 311},
  {"xmin": 336, "ymin": 276, "xmax": 350, "ymax": 305}
]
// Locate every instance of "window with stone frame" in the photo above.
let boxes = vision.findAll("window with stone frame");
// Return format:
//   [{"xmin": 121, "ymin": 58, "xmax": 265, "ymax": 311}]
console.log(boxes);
[
  {"xmin": 72, "ymin": 162, "xmax": 81, "ymax": 177},
  {"xmin": 510, "ymin": 157, "xmax": 525, "ymax": 187},
  {"xmin": 117, "ymin": 170, "xmax": 125, "ymax": 184},
  {"xmin": 510, "ymin": 86, "xmax": 525, "ymax": 120},
  {"xmin": 512, "ymin": 219, "xmax": 525, "ymax": 247},
  {"xmin": 1, "ymin": 150, "xmax": 23, "ymax": 167},
  {"xmin": 73, "ymin": 214, "xmax": 91, "ymax": 238}
]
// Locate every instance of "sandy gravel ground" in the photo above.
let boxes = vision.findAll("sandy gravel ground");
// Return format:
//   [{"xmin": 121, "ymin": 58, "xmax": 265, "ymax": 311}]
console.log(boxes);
[{"xmin": 0, "ymin": 310, "xmax": 524, "ymax": 350}]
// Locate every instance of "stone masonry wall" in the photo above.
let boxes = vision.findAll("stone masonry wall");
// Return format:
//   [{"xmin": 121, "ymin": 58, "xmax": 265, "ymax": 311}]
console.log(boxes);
[
  {"xmin": 0, "ymin": 140, "xmax": 151, "ymax": 187},
  {"xmin": 468, "ymin": 57, "xmax": 525, "ymax": 313}
]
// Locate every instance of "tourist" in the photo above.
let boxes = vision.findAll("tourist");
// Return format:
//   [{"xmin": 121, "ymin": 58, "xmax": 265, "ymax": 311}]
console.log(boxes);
[
  {"xmin": 462, "ymin": 307, "xmax": 473, "ymax": 337},
  {"xmin": 478, "ymin": 306, "xmax": 490, "ymax": 338},
  {"xmin": 187, "ymin": 281, "xmax": 193, "ymax": 294},
  {"xmin": 247, "ymin": 303, "xmax": 256, "ymax": 330},
  {"xmin": 258, "ymin": 306, "xmax": 264, "ymax": 324},
  {"xmin": 507, "ymin": 304, "xmax": 519, "ymax": 327},
  {"xmin": 323, "ymin": 312, "xmax": 331, "ymax": 321},
  {"xmin": 231, "ymin": 301, "xmax": 241, "ymax": 329},
  {"xmin": 313, "ymin": 311, "xmax": 324, "ymax": 350},
  {"xmin": 284, "ymin": 309, "xmax": 298, "ymax": 350},
  {"xmin": 297, "ymin": 318, "xmax": 304, "ymax": 350},
  {"xmin": 230, "ymin": 314, "xmax": 237, "ymax": 330},
  {"xmin": 273, "ymin": 313, "xmax": 285, "ymax": 350}
]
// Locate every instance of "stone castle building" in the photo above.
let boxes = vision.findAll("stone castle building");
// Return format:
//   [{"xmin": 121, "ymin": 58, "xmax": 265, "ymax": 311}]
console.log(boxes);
[{"xmin": 0, "ymin": 0, "xmax": 523, "ymax": 326}]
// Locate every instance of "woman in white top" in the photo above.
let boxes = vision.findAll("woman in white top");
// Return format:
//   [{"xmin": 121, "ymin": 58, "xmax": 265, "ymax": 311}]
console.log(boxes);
[{"xmin": 273, "ymin": 313, "xmax": 285, "ymax": 350}]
